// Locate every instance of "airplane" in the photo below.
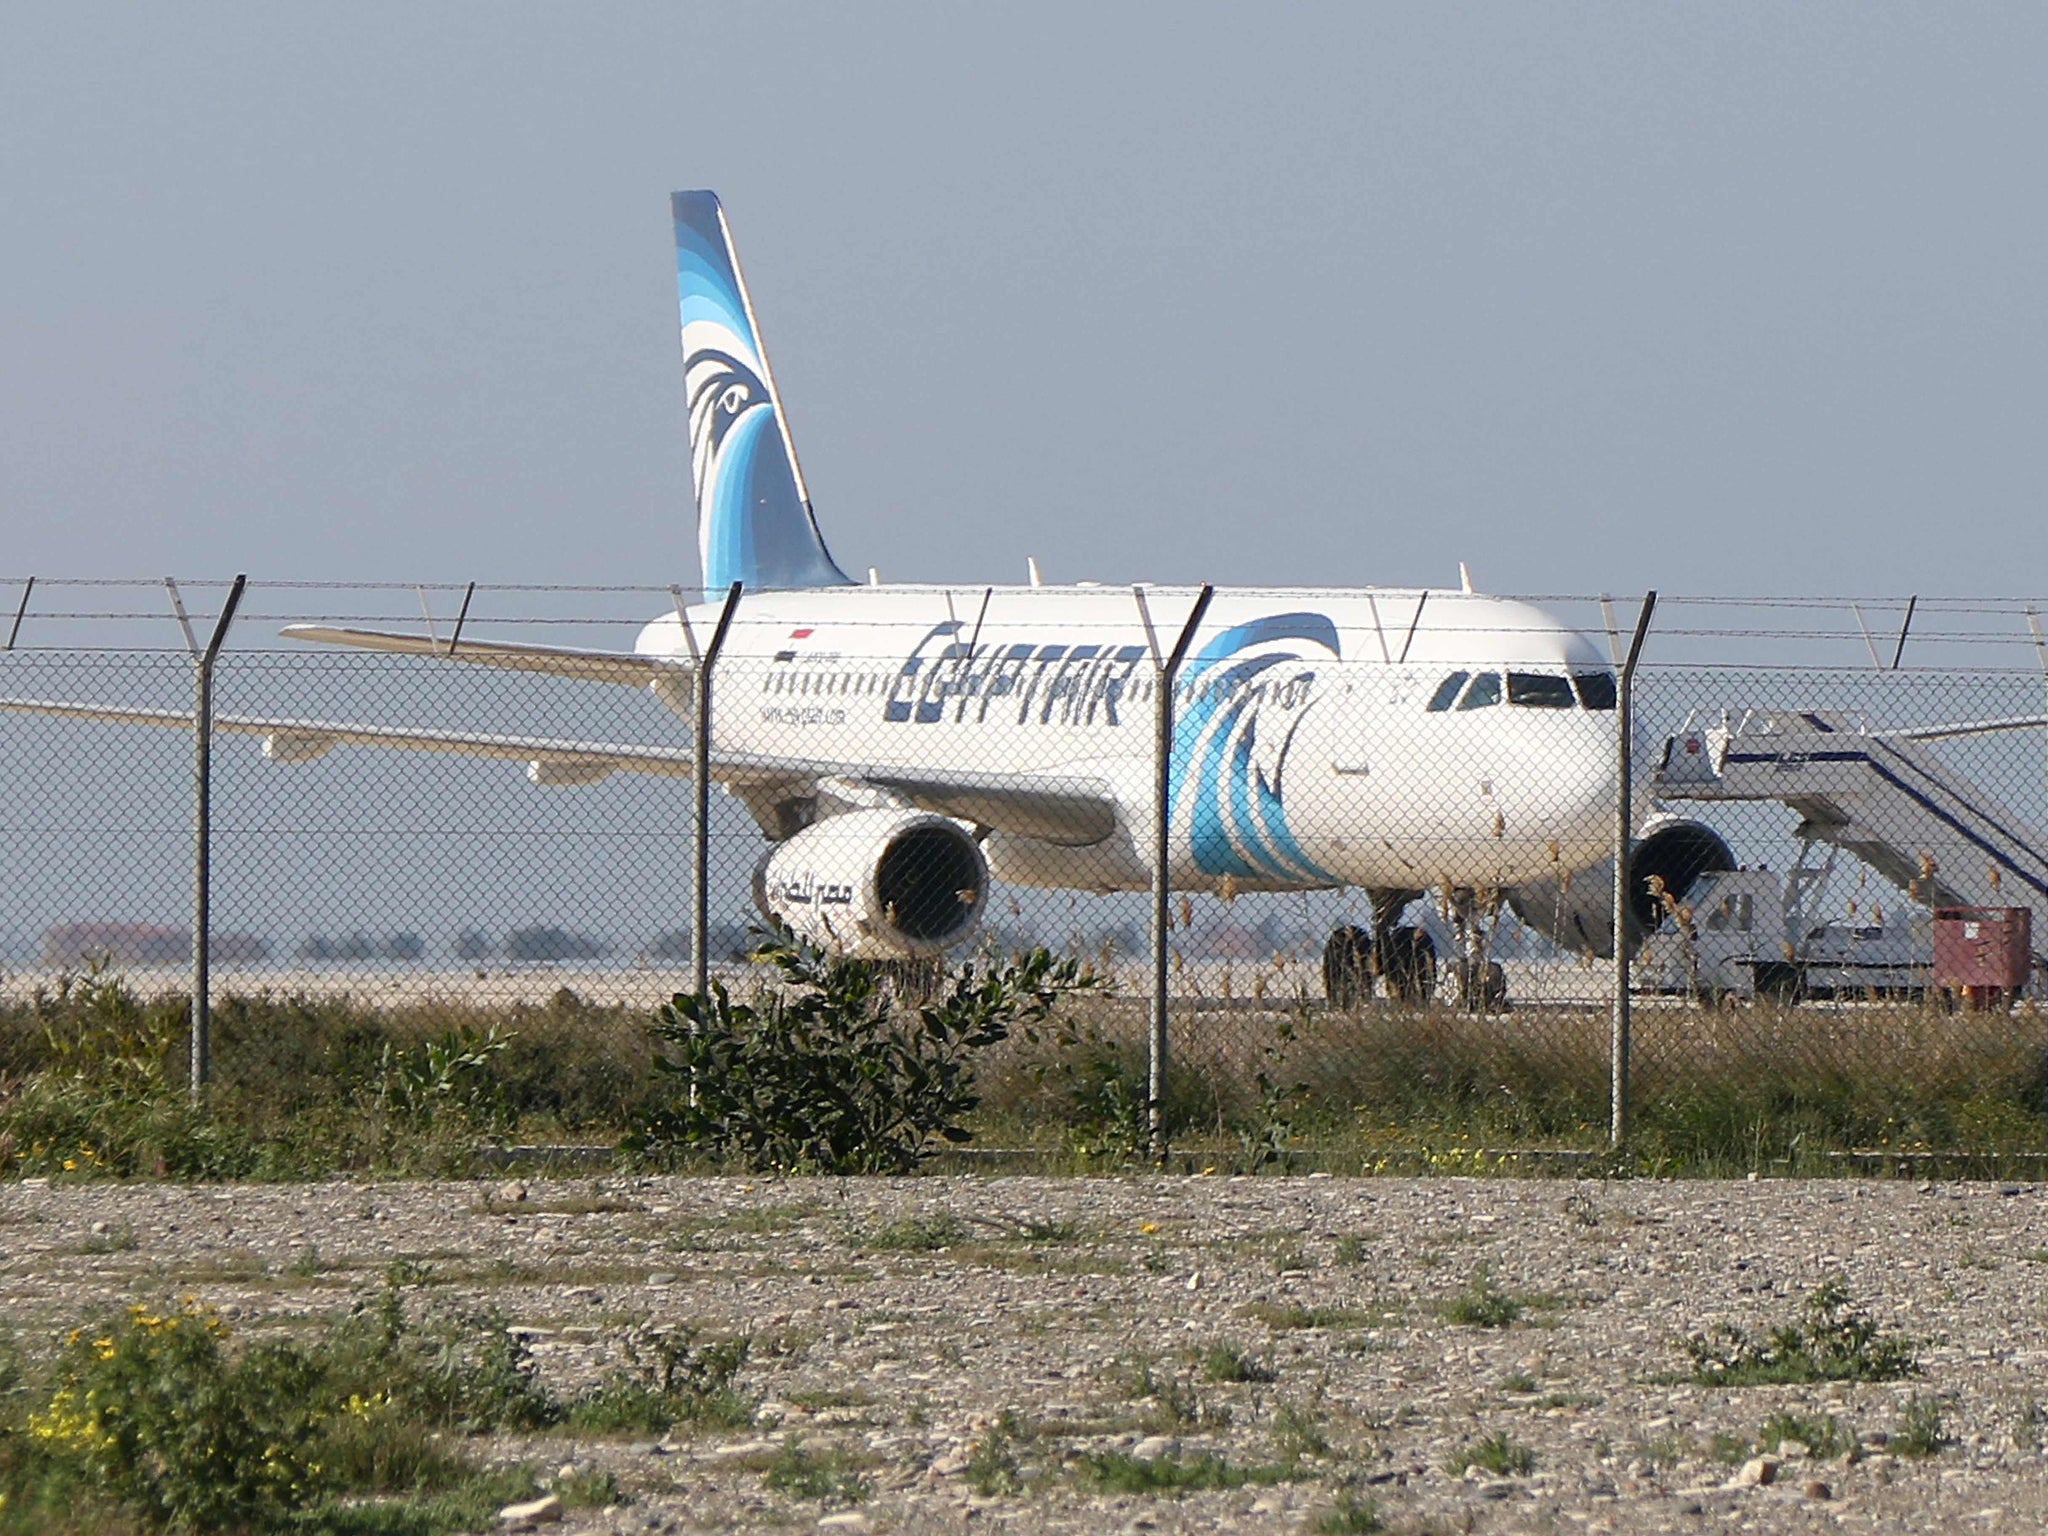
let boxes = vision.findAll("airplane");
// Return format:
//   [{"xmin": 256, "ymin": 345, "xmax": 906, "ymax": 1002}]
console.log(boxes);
[{"xmin": 1, "ymin": 192, "xmax": 1742, "ymax": 1006}]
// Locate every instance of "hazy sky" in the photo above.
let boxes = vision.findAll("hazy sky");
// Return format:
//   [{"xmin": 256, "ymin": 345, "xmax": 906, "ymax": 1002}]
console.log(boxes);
[{"xmin": 4, "ymin": 4, "xmax": 2045, "ymax": 599}]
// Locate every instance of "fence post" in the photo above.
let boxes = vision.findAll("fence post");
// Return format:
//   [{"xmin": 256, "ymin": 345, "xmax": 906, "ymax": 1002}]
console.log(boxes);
[
  {"xmin": 1135, "ymin": 583, "xmax": 1214, "ymax": 1167},
  {"xmin": 689, "ymin": 582, "xmax": 744, "ymax": 1010},
  {"xmin": 188, "ymin": 575, "xmax": 247, "ymax": 1102},
  {"xmin": 1610, "ymin": 590, "xmax": 1656, "ymax": 1148}
]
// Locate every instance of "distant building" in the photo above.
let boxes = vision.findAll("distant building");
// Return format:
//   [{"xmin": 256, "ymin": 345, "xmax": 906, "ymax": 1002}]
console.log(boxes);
[{"xmin": 42, "ymin": 922, "xmax": 269, "ymax": 966}]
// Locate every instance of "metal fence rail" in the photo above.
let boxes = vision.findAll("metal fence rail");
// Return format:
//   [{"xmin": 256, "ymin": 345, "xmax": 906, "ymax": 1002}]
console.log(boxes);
[{"xmin": 5, "ymin": 577, "xmax": 2048, "ymax": 1162}]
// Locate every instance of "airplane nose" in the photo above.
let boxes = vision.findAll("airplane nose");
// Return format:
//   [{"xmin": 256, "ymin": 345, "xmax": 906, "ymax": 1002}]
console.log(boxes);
[{"xmin": 1502, "ymin": 722, "xmax": 1614, "ymax": 869}]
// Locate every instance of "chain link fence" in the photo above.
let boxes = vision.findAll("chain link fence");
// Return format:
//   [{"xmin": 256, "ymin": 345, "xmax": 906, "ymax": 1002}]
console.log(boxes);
[{"xmin": 5, "ymin": 579, "xmax": 2048, "ymax": 1165}]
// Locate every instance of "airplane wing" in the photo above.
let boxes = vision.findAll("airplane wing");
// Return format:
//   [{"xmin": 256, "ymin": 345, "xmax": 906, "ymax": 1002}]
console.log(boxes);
[
  {"xmin": 0, "ymin": 698, "xmax": 1118, "ymax": 845},
  {"xmin": 278, "ymin": 624, "xmax": 671, "ymax": 687}
]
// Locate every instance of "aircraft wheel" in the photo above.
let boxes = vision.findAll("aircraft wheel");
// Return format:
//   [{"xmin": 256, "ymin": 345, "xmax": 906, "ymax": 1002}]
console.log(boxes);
[
  {"xmin": 1380, "ymin": 926, "xmax": 1436, "ymax": 1005},
  {"xmin": 1322, "ymin": 926, "xmax": 1375, "ymax": 1010},
  {"xmin": 1457, "ymin": 958, "xmax": 1509, "ymax": 1013}
]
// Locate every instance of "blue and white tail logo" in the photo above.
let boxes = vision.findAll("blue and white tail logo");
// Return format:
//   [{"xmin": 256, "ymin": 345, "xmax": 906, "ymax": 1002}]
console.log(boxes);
[{"xmin": 673, "ymin": 192, "xmax": 851, "ymax": 596}]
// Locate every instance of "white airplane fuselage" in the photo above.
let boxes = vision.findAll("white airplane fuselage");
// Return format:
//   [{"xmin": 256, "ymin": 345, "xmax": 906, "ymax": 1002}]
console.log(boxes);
[{"xmin": 638, "ymin": 583, "xmax": 1619, "ymax": 897}]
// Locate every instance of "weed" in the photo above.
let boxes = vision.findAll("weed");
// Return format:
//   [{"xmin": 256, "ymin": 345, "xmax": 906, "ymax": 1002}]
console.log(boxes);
[
  {"xmin": 1077, "ymin": 1449, "xmax": 1298, "ymax": 1494},
  {"xmin": 1498, "ymin": 1370, "xmax": 1538, "ymax": 1394},
  {"xmin": 1273, "ymin": 1247, "xmax": 1312, "ymax": 1274},
  {"xmin": 2015, "ymin": 1396, "xmax": 2044, "ymax": 1452},
  {"xmin": 1893, "ymin": 1395, "xmax": 1950, "ymax": 1458},
  {"xmin": 0, "ymin": 1292, "xmax": 562, "ymax": 1536},
  {"xmin": 554, "ymin": 1465, "xmax": 624, "ymax": 1508},
  {"xmin": 863, "ymin": 1214, "xmax": 971, "ymax": 1251},
  {"xmin": 1759, "ymin": 1410, "xmax": 1853, "ymax": 1459},
  {"xmin": 1708, "ymin": 1430, "xmax": 1751, "ymax": 1464},
  {"xmin": 762, "ymin": 1436, "xmax": 870, "ymax": 1505},
  {"xmin": 565, "ymin": 1324, "xmax": 753, "ymax": 1434},
  {"xmin": 1441, "ymin": 1267, "xmax": 1524, "ymax": 1329},
  {"xmin": 1201, "ymin": 1343, "xmax": 1278, "ymax": 1385},
  {"xmin": 288, "ymin": 1245, "xmax": 326, "ymax": 1279},
  {"xmin": 1014, "ymin": 1219, "xmax": 1082, "ymax": 1243},
  {"xmin": 1682, "ymin": 1279, "xmax": 1917, "ymax": 1386},
  {"xmin": 77, "ymin": 1222, "xmax": 136, "ymax": 1255},
  {"xmin": 1445, "ymin": 1430, "xmax": 1535, "ymax": 1477},
  {"xmin": 1313, "ymin": 1489, "xmax": 1383, "ymax": 1534},
  {"xmin": 1271, "ymin": 1399, "xmax": 1330, "ymax": 1460},
  {"xmin": 1332, "ymin": 1233, "xmax": 1369, "ymax": 1266},
  {"xmin": 965, "ymin": 1410, "xmax": 1027, "ymax": 1496},
  {"xmin": 1241, "ymin": 1303, "xmax": 1374, "ymax": 1331}
]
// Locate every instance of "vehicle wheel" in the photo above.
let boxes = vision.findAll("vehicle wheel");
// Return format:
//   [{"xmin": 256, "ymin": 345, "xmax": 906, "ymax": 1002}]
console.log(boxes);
[
  {"xmin": 1457, "ymin": 958, "xmax": 1509, "ymax": 1012},
  {"xmin": 1379, "ymin": 926, "xmax": 1436, "ymax": 1005},
  {"xmin": 1322, "ymin": 926, "xmax": 1375, "ymax": 1010},
  {"xmin": 1752, "ymin": 961, "xmax": 1802, "ymax": 1005}
]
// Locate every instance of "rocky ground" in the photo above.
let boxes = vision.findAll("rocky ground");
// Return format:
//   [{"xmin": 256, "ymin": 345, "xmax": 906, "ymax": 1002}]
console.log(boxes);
[{"xmin": 4, "ymin": 1173, "xmax": 2047, "ymax": 1533}]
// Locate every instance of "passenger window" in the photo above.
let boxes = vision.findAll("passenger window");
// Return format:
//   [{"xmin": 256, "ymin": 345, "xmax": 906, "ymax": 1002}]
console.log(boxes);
[
  {"xmin": 1573, "ymin": 671, "xmax": 1618, "ymax": 711},
  {"xmin": 1427, "ymin": 672, "xmax": 1470, "ymax": 712},
  {"xmin": 1456, "ymin": 672, "xmax": 1501, "ymax": 710},
  {"xmin": 1507, "ymin": 672, "xmax": 1576, "ymax": 709}
]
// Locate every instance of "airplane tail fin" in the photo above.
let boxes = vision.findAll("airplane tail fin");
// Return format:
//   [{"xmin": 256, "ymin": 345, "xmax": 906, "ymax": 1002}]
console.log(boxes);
[{"xmin": 672, "ymin": 191, "xmax": 853, "ymax": 596}]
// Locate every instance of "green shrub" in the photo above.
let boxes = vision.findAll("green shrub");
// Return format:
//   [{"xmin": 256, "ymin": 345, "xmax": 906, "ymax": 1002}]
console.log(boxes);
[
  {"xmin": 1683, "ymin": 1279, "xmax": 1917, "ymax": 1386},
  {"xmin": 25, "ymin": 1299, "xmax": 326, "ymax": 1531},
  {"xmin": 1201, "ymin": 1343, "xmax": 1278, "ymax": 1384},
  {"xmin": 1759, "ymin": 1410, "xmax": 1853, "ymax": 1458},
  {"xmin": 1440, "ymin": 1266, "xmax": 1524, "ymax": 1329},
  {"xmin": 1077, "ymin": 1449, "xmax": 1298, "ymax": 1493},
  {"xmin": 1893, "ymin": 1394, "xmax": 1950, "ymax": 1457},
  {"xmin": 964, "ymin": 1410, "xmax": 1027, "ymax": 1496},
  {"xmin": 762, "ymin": 1436, "xmax": 870, "ymax": 1504},
  {"xmin": 1445, "ymin": 1430, "xmax": 1535, "ymax": 1477},
  {"xmin": 1312, "ymin": 1490, "xmax": 1383, "ymax": 1534},
  {"xmin": 565, "ymin": 1324, "xmax": 752, "ymax": 1434},
  {"xmin": 626, "ymin": 941, "xmax": 1091, "ymax": 1174},
  {"xmin": 863, "ymin": 1214, "xmax": 972, "ymax": 1251},
  {"xmin": 0, "ymin": 972, "xmax": 255, "ymax": 1180}
]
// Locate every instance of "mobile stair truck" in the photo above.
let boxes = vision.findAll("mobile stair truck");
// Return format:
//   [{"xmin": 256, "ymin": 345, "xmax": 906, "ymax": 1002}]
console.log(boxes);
[{"xmin": 1643, "ymin": 708, "xmax": 2048, "ymax": 1004}]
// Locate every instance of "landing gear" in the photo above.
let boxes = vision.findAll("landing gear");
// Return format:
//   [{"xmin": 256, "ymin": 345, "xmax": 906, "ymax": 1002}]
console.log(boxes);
[
  {"xmin": 1325, "ymin": 893, "xmax": 1440, "ymax": 1009},
  {"xmin": 1379, "ymin": 925, "xmax": 1438, "ymax": 1005},
  {"xmin": 1322, "ymin": 926, "xmax": 1375, "ymax": 1010},
  {"xmin": 1441, "ymin": 886, "xmax": 1509, "ymax": 1014}
]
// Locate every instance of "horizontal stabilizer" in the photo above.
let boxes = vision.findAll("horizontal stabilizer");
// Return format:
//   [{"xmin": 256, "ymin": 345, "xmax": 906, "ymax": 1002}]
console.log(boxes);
[{"xmin": 279, "ymin": 625, "xmax": 672, "ymax": 687}]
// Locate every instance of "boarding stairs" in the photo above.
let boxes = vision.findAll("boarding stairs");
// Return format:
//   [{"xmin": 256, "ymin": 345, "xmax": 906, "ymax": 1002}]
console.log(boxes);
[{"xmin": 1654, "ymin": 708, "xmax": 2048, "ymax": 951}]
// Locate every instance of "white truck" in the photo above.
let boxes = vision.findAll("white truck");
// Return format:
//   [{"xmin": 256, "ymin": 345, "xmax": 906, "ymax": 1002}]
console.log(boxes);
[{"xmin": 1633, "ymin": 865, "xmax": 1932, "ymax": 1003}]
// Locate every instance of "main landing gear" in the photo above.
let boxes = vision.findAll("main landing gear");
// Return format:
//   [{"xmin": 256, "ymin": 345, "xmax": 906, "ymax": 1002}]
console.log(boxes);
[
  {"xmin": 1321, "ymin": 890, "xmax": 1439, "ymax": 1009},
  {"xmin": 1322, "ymin": 887, "xmax": 1509, "ymax": 1013}
]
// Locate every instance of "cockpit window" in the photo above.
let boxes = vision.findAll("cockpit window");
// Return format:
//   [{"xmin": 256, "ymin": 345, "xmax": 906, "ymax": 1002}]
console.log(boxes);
[
  {"xmin": 1456, "ymin": 671, "xmax": 1502, "ymax": 710},
  {"xmin": 1507, "ymin": 672, "xmax": 1576, "ymax": 709},
  {"xmin": 1426, "ymin": 672, "xmax": 1470, "ymax": 712},
  {"xmin": 1572, "ymin": 671, "xmax": 1618, "ymax": 711}
]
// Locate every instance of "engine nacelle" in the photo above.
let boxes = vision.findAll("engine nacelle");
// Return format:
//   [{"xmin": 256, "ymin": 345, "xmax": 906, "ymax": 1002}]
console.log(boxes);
[
  {"xmin": 752, "ymin": 808, "xmax": 987, "ymax": 959},
  {"xmin": 1504, "ymin": 814, "xmax": 1735, "ymax": 959}
]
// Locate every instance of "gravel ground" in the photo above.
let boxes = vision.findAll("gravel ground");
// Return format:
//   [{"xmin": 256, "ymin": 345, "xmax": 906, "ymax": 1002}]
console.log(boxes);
[{"xmin": 4, "ymin": 1173, "xmax": 2046, "ymax": 1534}]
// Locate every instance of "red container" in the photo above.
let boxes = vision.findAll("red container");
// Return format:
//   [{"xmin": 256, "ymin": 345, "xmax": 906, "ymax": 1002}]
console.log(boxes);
[{"xmin": 1933, "ymin": 906, "xmax": 2033, "ymax": 990}]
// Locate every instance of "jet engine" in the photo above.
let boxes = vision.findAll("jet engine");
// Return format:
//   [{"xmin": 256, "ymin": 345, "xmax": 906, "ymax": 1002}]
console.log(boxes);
[
  {"xmin": 752, "ymin": 808, "xmax": 987, "ymax": 958},
  {"xmin": 1504, "ymin": 814, "xmax": 1735, "ymax": 959}
]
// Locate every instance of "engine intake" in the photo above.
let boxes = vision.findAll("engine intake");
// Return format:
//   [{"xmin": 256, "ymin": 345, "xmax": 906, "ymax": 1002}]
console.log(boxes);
[
  {"xmin": 753, "ymin": 808, "xmax": 987, "ymax": 958},
  {"xmin": 1504, "ymin": 814, "xmax": 1735, "ymax": 958}
]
